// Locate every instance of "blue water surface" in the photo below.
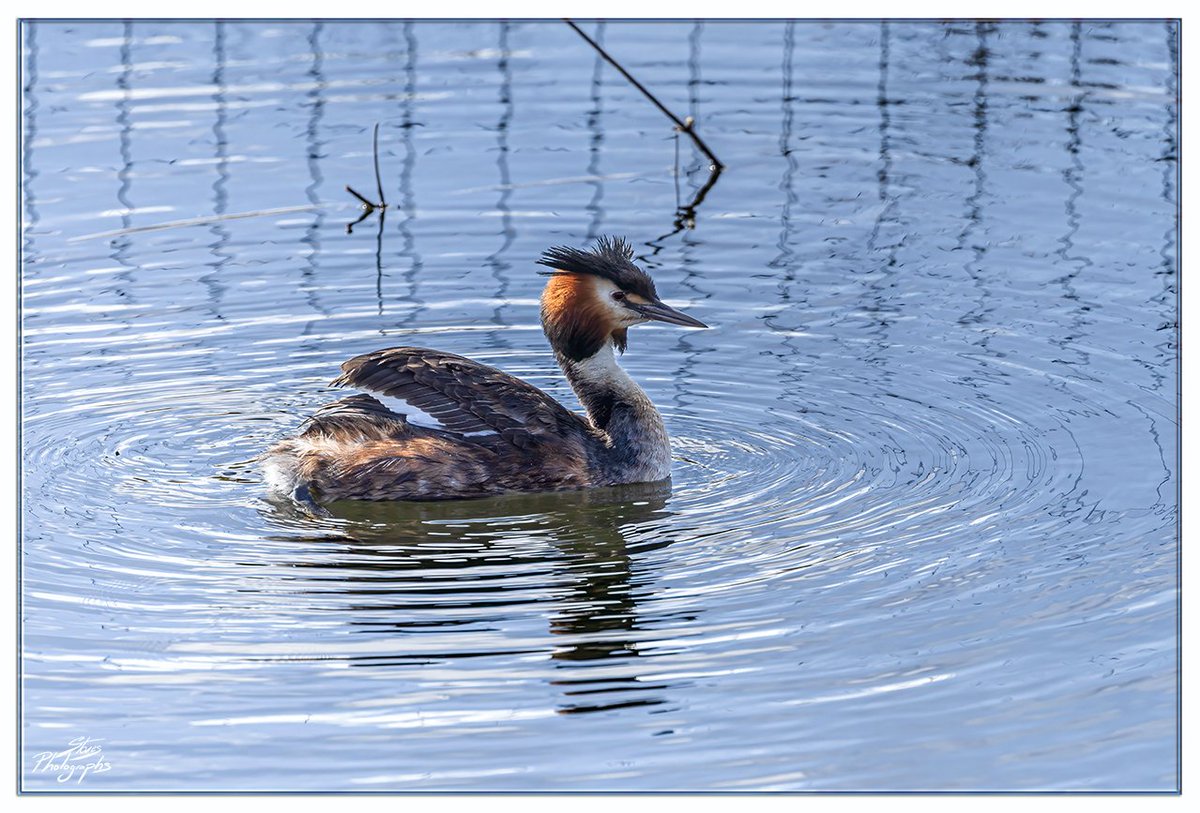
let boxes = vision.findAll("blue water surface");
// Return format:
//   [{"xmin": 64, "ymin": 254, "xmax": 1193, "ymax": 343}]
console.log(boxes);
[{"xmin": 20, "ymin": 20, "xmax": 1178, "ymax": 791}]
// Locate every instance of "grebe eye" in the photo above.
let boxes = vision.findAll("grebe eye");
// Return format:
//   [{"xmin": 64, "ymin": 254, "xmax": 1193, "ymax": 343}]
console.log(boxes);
[{"xmin": 611, "ymin": 291, "xmax": 627, "ymax": 302}]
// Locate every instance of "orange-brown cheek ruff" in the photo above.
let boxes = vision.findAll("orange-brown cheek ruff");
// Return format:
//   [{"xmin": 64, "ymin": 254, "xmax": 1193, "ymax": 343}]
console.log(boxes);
[{"xmin": 540, "ymin": 274, "xmax": 624, "ymax": 362}]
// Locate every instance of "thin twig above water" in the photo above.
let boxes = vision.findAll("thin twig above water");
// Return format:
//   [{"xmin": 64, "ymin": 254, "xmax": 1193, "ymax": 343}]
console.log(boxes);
[
  {"xmin": 564, "ymin": 19, "xmax": 725, "ymax": 232},
  {"xmin": 564, "ymin": 19, "xmax": 724, "ymax": 172}
]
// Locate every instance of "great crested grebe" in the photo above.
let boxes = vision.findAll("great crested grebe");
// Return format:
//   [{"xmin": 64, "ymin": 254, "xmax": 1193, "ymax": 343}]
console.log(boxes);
[{"xmin": 264, "ymin": 236, "xmax": 707, "ymax": 506}]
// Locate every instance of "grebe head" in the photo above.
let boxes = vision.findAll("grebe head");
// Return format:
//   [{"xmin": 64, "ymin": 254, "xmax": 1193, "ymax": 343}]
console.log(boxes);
[{"xmin": 536, "ymin": 236, "xmax": 707, "ymax": 362}]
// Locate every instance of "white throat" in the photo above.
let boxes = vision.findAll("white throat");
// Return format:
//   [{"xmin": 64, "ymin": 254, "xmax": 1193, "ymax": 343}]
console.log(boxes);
[{"xmin": 567, "ymin": 341, "xmax": 638, "ymax": 393}]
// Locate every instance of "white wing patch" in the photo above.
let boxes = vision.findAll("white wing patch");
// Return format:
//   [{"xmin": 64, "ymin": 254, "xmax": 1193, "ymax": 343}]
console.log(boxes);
[{"xmin": 370, "ymin": 392, "xmax": 498, "ymax": 437}]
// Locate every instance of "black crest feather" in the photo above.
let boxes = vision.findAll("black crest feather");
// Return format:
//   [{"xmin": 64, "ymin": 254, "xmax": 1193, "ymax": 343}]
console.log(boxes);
[{"xmin": 536, "ymin": 236, "xmax": 658, "ymax": 300}]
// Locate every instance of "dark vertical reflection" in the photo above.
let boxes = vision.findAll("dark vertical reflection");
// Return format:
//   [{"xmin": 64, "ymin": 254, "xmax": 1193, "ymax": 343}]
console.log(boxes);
[
  {"xmin": 583, "ymin": 21, "xmax": 607, "ymax": 242},
  {"xmin": 768, "ymin": 21, "xmax": 798, "ymax": 287},
  {"xmin": 682, "ymin": 21, "xmax": 705, "ymax": 185},
  {"xmin": 395, "ymin": 21, "xmax": 426, "ymax": 330},
  {"xmin": 1130, "ymin": 20, "xmax": 1180, "ymax": 510},
  {"xmin": 372, "ymin": 209, "xmax": 388, "ymax": 319},
  {"xmin": 763, "ymin": 14, "xmax": 810, "ymax": 402},
  {"xmin": 484, "ymin": 21, "xmax": 515, "ymax": 347},
  {"xmin": 1052, "ymin": 22, "xmax": 1095, "ymax": 376},
  {"xmin": 667, "ymin": 21, "xmax": 711, "ymax": 409},
  {"xmin": 21, "ymin": 22, "xmax": 39, "ymax": 261},
  {"xmin": 110, "ymin": 21, "xmax": 137, "ymax": 300},
  {"xmin": 667, "ymin": 236, "xmax": 708, "ymax": 413},
  {"xmin": 861, "ymin": 20, "xmax": 901, "ymax": 366},
  {"xmin": 1051, "ymin": 22, "xmax": 1101, "ymax": 517},
  {"xmin": 1155, "ymin": 22, "xmax": 1179, "ymax": 315},
  {"xmin": 955, "ymin": 22, "xmax": 994, "ymax": 340},
  {"xmin": 867, "ymin": 22, "xmax": 893, "ymax": 257},
  {"xmin": 765, "ymin": 21, "xmax": 820, "ymax": 424},
  {"xmin": 203, "ymin": 21, "xmax": 230, "ymax": 320},
  {"xmin": 301, "ymin": 22, "xmax": 330, "ymax": 323}
]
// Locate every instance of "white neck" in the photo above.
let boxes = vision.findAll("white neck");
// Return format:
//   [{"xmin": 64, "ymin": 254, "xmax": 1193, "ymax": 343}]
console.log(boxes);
[{"xmin": 564, "ymin": 341, "xmax": 638, "ymax": 394}]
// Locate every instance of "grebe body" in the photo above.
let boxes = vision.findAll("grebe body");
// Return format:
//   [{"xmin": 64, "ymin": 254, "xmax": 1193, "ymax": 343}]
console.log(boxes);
[{"xmin": 264, "ymin": 237, "xmax": 706, "ymax": 504}]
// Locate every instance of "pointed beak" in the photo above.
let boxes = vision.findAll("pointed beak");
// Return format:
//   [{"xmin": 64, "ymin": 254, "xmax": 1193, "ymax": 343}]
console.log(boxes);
[{"xmin": 634, "ymin": 299, "xmax": 709, "ymax": 328}]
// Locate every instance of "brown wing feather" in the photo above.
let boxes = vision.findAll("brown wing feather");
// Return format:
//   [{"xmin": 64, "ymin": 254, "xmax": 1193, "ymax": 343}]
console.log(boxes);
[
  {"xmin": 331, "ymin": 347, "xmax": 592, "ymax": 450},
  {"xmin": 300, "ymin": 393, "xmax": 409, "ymax": 441}
]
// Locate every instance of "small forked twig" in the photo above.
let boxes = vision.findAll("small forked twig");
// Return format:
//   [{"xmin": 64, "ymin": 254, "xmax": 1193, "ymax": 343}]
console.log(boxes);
[{"xmin": 345, "ymin": 122, "xmax": 388, "ymax": 234}]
